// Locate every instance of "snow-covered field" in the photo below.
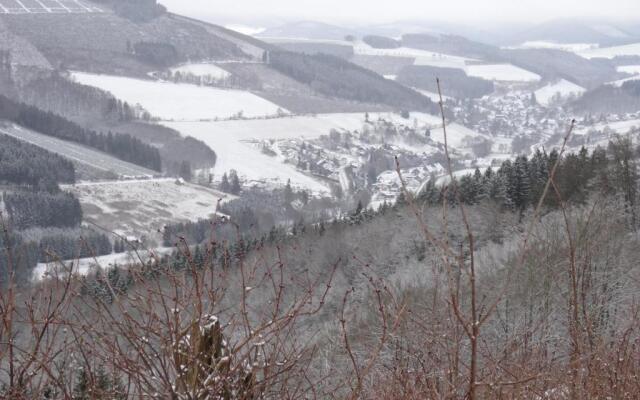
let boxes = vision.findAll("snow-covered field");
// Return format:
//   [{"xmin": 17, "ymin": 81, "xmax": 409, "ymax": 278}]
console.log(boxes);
[
  {"xmin": 508, "ymin": 41, "xmax": 598, "ymax": 52},
  {"xmin": 33, "ymin": 247, "xmax": 174, "ymax": 281},
  {"xmin": 0, "ymin": 123, "xmax": 156, "ymax": 177},
  {"xmin": 606, "ymin": 65, "xmax": 640, "ymax": 87},
  {"xmin": 71, "ymin": 72, "xmax": 286, "ymax": 121},
  {"xmin": 466, "ymin": 64, "xmax": 541, "ymax": 82},
  {"xmin": 535, "ymin": 79, "xmax": 586, "ymax": 106},
  {"xmin": 578, "ymin": 42, "xmax": 640, "ymax": 59},
  {"xmin": 169, "ymin": 63, "xmax": 231, "ymax": 80},
  {"xmin": 353, "ymin": 43, "xmax": 473, "ymax": 69},
  {"xmin": 165, "ymin": 112, "xmax": 486, "ymax": 191},
  {"xmin": 607, "ymin": 75, "xmax": 640, "ymax": 87},
  {"xmin": 65, "ymin": 178, "xmax": 233, "ymax": 241},
  {"xmin": 575, "ymin": 118, "xmax": 640, "ymax": 136},
  {"xmin": 617, "ymin": 65, "xmax": 640, "ymax": 75},
  {"xmin": 225, "ymin": 24, "xmax": 266, "ymax": 36}
]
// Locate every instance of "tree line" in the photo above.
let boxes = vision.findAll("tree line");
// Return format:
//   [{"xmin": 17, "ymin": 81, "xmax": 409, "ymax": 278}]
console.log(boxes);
[
  {"xmin": 0, "ymin": 95, "xmax": 162, "ymax": 171},
  {"xmin": 0, "ymin": 133, "xmax": 75, "ymax": 189},
  {"xmin": 418, "ymin": 136, "xmax": 638, "ymax": 220},
  {"xmin": 3, "ymin": 191, "xmax": 82, "ymax": 230},
  {"xmin": 38, "ymin": 230, "xmax": 112, "ymax": 263}
]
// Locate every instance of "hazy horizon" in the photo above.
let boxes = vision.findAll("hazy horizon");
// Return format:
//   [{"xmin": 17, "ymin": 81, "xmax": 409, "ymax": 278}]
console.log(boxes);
[{"xmin": 159, "ymin": 0, "xmax": 640, "ymax": 27}]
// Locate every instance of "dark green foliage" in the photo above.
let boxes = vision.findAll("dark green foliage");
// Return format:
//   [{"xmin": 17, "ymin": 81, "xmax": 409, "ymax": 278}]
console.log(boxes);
[
  {"xmin": 397, "ymin": 65, "xmax": 494, "ymax": 99},
  {"xmin": 0, "ymin": 230, "xmax": 38, "ymax": 286},
  {"xmin": 81, "ymin": 266, "xmax": 134, "ymax": 304},
  {"xmin": 0, "ymin": 95, "xmax": 162, "ymax": 171},
  {"xmin": 92, "ymin": 0, "xmax": 166, "ymax": 22},
  {"xmin": 179, "ymin": 160, "xmax": 192, "ymax": 181},
  {"xmin": 4, "ymin": 190, "xmax": 82, "ymax": 230},
  {"xmin": 229, "ymin": 170, "xmax": 242, "ymax": 195},
  {"xmin": 362, "ymin": 35, "xmax": 401, "ymax": 49},
  {"xmin": 133, "ymin": 41, "xmax": 180, "ymax": 68},
  {"xmin": 572, "ymin": 80, "xmax": 640, "ymax": 113},
  {"xmin": 268, "ymin": 50, "xmax": 435, "ymax": 111},
  {"xmin": 0, "ymin": 133, "xmax": 75, "ymax": 187},
  {"xmin": 402, "ymin": 33, "xmax": 502, "ymax": 61},
  {"xmin": 418, "ymin": 140, "xmax": 639, "ymax": 220},
  {"xmin": 38, "ymin": 230, "xmax": 112, "ymax": 262},
  {"xmin": 73, "ymin": 366, "xmax": 127, "ymax": 399},
  {"xmin": 220, "ymin": 173, "xmax": 231, "ymax": 193}
]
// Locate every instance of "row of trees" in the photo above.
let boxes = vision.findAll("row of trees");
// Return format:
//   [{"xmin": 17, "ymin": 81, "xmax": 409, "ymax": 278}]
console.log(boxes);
[
  {"xmin": 0, "ymin": 133, "xmax": 76, "ymax": 189},
  {"xmin": 38, "ymin": 231, "xmax": 112, "ymax": 263},
  {"xmin": 0, "ymin": 95, "xmax": 162, "ymax": 171},
  {"xmin": 419, "ymin": 137, "xmax": 638, "ymax": 218},
  {"xmin": 3, "ymin": 191, "xmax": 82, "ymax": 230}
]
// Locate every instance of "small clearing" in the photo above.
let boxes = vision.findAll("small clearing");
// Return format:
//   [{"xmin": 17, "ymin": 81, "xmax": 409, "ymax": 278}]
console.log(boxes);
[{"xmin": 65, "ymin": 178, "xmax": 234, "ymax": 242}]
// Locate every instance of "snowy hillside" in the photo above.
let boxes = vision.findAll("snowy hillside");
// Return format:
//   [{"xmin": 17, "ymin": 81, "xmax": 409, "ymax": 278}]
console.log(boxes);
[
  {"xmin": 71, "ymin": 72, "xmax": 287, "ymax": 121},
  {"xmin": 353, "ymin": 42, "xmax": 473, "ymax": 69},
  {"xmin": 578, "ymin": 42, "xmax": 640, "ymax": 59},
  {"xmin": 535, "ymin": 79, "xmax": 586, "ymax": 106},
  {"xmin": 165, "ymin": 112, "xmax": 488, "ymax": 196}
]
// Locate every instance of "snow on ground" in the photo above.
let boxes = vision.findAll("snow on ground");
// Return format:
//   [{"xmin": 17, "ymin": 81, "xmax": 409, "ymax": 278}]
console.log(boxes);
[
  {"xmin": 507, "ymin": 41, "xmax": 598, "ymax": 52},
  {"xmin": 578, "ymin": 42, "xmax": 640, "ymax": 59},
  {"xmin": 33, "ymin": 247, "xmax": 174, "ymax": 281},
  {"xmin": 0, "ymin": 123, "xmax": 156, "ymax": 177},
  {"xmin": 163, "ymin": 120, "xmax": 331, "ymax": 193},
  {"xmin": 383, "ymin": 74, "xmax": 397, "ymax": 80},
  {"xmin": 466, "ymin": 64, "xmax": 541, "ymax": 82},
  {"xmin": 65, "ymin": 178, "xmax": 234, "ymax": 242},
  {"xmin": 575, "ymin": 118, "xmax": 640, "ymax": 135},
  {"xmin": 169, "ymin": 63, "xmax": 231, "ymax": 80},
  {"xmin": 535, "ymin": 79, "xmax": 586, "ymax": 106},
  {"xmin": 260, "ymin": 36, "xmax": 353, "ymax": 46},
  {"xmin": 71, "ymin": 71, "xmax": 286, "ymax": 121},
  {"xmin": 224, "ymin": 24, "xmax": 265, "ymax": 36},
  {"xmin": 353, "ymin": 42, "xmax": 473, "ymax": 69},
  {"xmin": 607, "ymin": 75, "xmax": 640, "ymax": 87},
  {"xmin": 606, "ymin": 65, "xmax": 640, "ymax": 87},
  {"xmin": 414, "ymin": 88, "xmax": 452, "ymax": 102},
  {"xmin": 617, "ymin": 65, "xmax": 640, "ymax": 74},
  {"xmin": 165, "ymin": 112, "xmax": 486, "ymax": 191}
]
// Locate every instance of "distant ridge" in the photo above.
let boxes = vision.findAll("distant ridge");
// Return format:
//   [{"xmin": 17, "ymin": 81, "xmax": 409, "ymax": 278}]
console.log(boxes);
[{"xmin": 0, "ymin": 0, "xmax": 102, "ymax": 14}]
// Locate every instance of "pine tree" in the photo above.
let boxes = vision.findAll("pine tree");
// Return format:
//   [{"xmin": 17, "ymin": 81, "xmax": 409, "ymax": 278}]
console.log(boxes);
[
  {"xmin": 229, "ymin": 170, "xmax": 241, "ymax": 195},
  {"xmin": 220, "ymin": 173, "xmax": 231, "ymax": 193},
  {"xmin": 283, "ymin": 179, "xmax": 294, "ymax": 204}
]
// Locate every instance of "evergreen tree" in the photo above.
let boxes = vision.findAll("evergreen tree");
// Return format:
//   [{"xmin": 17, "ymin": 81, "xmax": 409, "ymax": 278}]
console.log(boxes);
[
  {"xmin": 229, "ymin": 170, "xmax": 241, "ymax": 195},
  {"xmin": 220, "ymin": 173, "xmax": 231, "ymax": 193}
]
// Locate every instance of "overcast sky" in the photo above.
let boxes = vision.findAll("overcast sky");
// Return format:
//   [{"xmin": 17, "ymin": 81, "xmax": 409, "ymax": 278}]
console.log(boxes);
[{"xmin": 159, "ymin": 0, "xmax": 640, "ymax": 25}]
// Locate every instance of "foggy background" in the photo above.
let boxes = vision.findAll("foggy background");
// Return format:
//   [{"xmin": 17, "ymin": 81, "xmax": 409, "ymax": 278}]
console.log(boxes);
[{"xmin": 159, "ymin": 0, "xmax": 640, "ymax": 26}]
